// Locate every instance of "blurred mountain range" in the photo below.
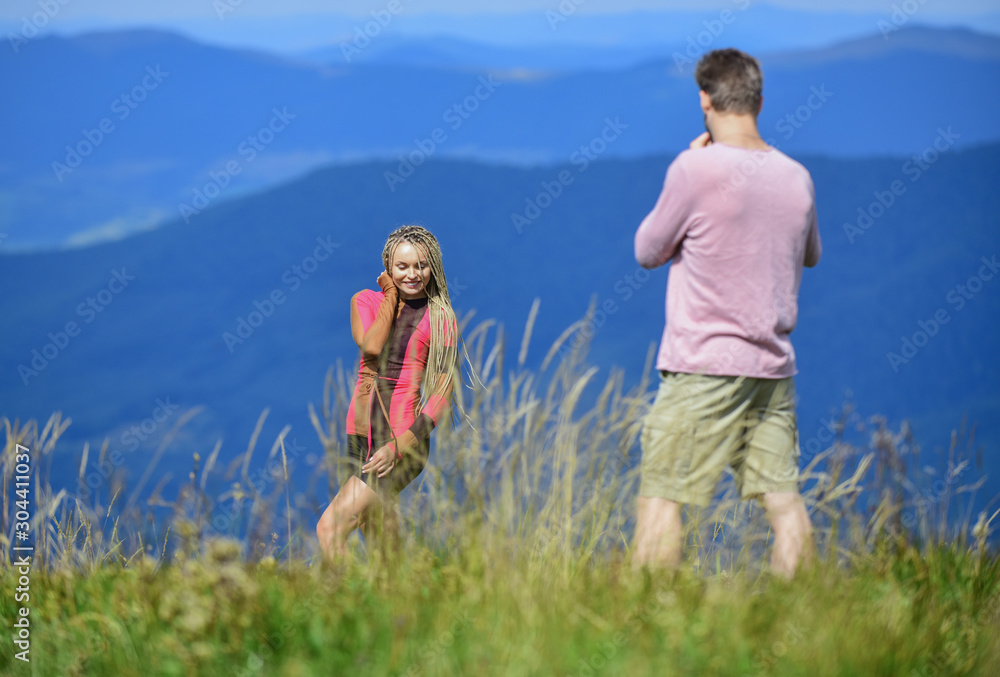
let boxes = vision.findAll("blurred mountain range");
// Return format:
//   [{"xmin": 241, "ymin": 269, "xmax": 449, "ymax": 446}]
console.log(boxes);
[
  {"xmin": 1, "ymin": 144, "xmax": 997, "ymax": 505},
  {"xmin": 5, "ymin": 5, "xmax": 1000, "ymax": 57},
  {"xmin": 1, "ymin": 25, "xmax": 998, "ymax": 250}
]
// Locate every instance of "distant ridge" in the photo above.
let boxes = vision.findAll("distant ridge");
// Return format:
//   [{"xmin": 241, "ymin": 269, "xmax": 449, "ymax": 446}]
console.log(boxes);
[
  {"xmin": 2, "ymin": 24, "xmax": 999, "ymax": 249},
  {"xmin": 9, "ymin": 5, "xmax": 997, "ymax": 61},
  {"xmin": 43, "ymin": 27, "xmax": 318, "ymax": 69},
  {"xmin": 761, "ymin": 25, "xmax": 1000, "ymax": 67}
]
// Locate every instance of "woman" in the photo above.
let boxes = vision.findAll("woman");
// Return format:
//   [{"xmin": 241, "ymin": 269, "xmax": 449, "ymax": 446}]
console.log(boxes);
[{"xmin": 316, "ymin": 225, "xmax": 461, "ymax": 562}]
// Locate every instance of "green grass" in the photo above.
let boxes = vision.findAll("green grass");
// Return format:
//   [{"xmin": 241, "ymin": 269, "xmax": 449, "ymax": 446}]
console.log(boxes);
[
  {"xmin": 1, "ymin": 540, "xmax": 998, "ymax": 676},
  {"xmin": 2, "ymin": 304, "xmax": 999, "ymax": 675}
]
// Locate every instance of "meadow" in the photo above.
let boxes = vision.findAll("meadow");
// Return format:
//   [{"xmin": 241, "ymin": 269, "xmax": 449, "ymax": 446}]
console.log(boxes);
[{"xmin": 2, "ymin": 306, "xmax": 999, "ymax": 676}]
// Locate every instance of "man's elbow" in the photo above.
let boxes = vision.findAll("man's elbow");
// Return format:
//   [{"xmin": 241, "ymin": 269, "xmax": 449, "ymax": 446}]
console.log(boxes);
[
  {"xmin": 804, "ymin": 249, "xmax": 822, "ymax": 268},
  {"xmin": 634, "ymin": 244, "xmax": 664, "ymax": 269}
]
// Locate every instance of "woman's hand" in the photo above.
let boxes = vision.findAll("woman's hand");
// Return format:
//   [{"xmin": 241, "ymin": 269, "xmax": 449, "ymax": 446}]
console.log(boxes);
[
  {"xmin": 362, "ymin": 443, "xmax": 398, "ymax": 478},
  {"xmin": 377, "ymin": 271, "xmax": 396, "ymax": 294}
]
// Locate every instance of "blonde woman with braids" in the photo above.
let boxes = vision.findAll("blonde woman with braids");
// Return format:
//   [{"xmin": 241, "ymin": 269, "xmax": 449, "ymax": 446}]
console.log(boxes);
[{"xmin": 317, "ymin": 225, "xmax": 461, "ymax": 562}]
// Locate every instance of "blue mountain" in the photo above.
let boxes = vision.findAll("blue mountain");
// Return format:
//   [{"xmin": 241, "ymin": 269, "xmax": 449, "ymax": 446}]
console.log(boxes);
[
  {"xmin": 1, "ymin": 26, "xmax": 998, "ymax": 250},
  {"xmin": 1, "ymin": 145, "xmax": 997, "ymax": 513}
]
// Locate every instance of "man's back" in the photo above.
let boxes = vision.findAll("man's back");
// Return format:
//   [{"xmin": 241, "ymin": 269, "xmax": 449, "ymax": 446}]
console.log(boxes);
[
  {"xmin": 632, "ymin": 47, "xmax": 817, "ymax": 578},
  {"xmin": 635, "ymin": 143, "xmax": 822, "ymax": 379}
]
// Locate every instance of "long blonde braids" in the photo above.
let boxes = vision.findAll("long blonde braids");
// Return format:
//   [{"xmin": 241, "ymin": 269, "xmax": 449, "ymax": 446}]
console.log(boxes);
[{"xmin": 382, "ymin": 225, "xmax": 462, "ymax": 418}]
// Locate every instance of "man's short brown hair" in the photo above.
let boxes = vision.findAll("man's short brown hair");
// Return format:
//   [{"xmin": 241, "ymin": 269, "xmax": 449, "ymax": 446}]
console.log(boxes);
[{"xmin": 694, "ymin": 48, "xmax": 763, "ymax": 115}]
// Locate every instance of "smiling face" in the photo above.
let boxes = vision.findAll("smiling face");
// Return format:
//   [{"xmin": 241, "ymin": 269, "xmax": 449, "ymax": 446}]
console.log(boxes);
[{"xmin": 390, "ymin": 240, "xmax": 432, "ymax": 300}]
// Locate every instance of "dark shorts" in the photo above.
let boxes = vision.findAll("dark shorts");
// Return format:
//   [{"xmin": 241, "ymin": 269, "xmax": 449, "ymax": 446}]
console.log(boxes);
[{"xmin": 346, "ymin": 434, "xmax": 430, "ymax": 494}]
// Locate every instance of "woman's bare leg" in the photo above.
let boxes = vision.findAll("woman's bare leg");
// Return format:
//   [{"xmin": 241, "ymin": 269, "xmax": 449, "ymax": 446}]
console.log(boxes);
[
  {"xmin": 360, "ymin": 498, "xmax": 402, "ymax": 559},
  {"xmin": 316, "ymin": 475, "xmax": 380, "ymax": 563}
]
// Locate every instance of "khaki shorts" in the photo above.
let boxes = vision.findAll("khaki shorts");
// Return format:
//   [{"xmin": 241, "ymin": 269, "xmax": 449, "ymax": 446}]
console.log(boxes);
[{"xmin": 639, "ymin": 371, "xmax": 801, "ymax": 506}]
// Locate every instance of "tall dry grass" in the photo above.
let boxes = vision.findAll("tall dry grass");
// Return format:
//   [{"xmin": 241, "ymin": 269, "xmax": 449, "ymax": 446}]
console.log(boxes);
[{"xmin": 1, "ymin": 300, "xmax": 996, "ymax": 578}]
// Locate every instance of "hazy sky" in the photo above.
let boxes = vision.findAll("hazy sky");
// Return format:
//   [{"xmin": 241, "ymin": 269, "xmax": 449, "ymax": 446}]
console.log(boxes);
[
  {"xmin": 4, "ymin": 0, "xmax": 996, "ymax": 54},
  {"xmin": 2, "ymin": 0, "xmax": 998, "ymax": 19}
]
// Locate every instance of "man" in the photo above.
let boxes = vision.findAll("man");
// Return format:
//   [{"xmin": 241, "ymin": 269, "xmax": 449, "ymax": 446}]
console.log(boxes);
[{"xmin": 632, "ymin": 48, "xmax": 821, "ymax": 578}]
